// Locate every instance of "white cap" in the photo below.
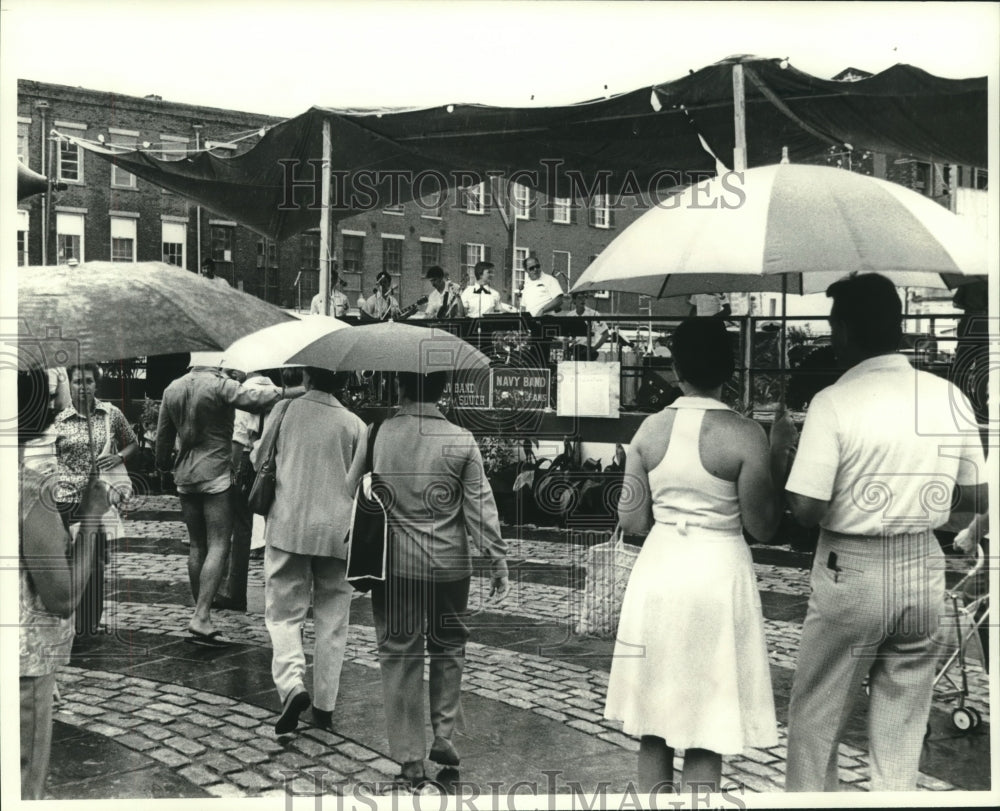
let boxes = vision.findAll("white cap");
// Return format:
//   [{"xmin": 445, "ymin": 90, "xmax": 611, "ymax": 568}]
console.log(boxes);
[{"xmin": 189, "ymin": 351, "xmax": 224, "ymax": 368}]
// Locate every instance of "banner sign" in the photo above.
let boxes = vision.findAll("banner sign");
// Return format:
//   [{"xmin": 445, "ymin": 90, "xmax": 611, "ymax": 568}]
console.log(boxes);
[{"xmin": 491, "ymin": 368, "xmax": 551, "ymax": 411}]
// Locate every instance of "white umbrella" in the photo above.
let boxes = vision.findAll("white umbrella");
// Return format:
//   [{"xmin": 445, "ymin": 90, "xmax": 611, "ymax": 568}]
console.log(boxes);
[
  {"xmin": 571, "ymin": 163, "xmax": 987, "ymax": 298},
  {"xmin": 220, "ymin": 314, "xmax": 352, "ymax": 373}
]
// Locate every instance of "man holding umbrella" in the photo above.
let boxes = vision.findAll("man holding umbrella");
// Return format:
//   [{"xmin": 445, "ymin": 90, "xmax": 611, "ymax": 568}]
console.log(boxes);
[{"xmin": 155, "ymin": 354, "xmax": 287, "ymax": 645}]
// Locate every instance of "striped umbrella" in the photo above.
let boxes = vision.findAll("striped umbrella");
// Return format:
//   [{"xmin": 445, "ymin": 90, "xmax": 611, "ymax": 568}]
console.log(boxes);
[{"xmin": 571, "ymin": 163, "xmax": 987, "ymax": 298}]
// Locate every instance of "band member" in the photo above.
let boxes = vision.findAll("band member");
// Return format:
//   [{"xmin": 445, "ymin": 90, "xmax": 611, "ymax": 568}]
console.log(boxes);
[
  {"xmin": 362, "ymin": 271, "xmax": 401, "ymax": 321},
  {"xmin": 461, "ymin": 261, "xmax": 514, "ymax": 317},
  {"xmin": 310, "ymin": 272, "xmax": 350, "ymax": 317},
  {"xmin": 422, "ymin": 266, "xmax": 465, "ymax": 319},
  {"xmin": 518, "ymin": 255, "xmax": 565, "ymax": 317},
  {"xmin": 559, "ymin": 291, "xmax": 610, "ymax": 360}
]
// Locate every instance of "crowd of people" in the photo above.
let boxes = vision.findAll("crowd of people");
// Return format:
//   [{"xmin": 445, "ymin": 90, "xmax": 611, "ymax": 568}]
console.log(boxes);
[{"xmin": 17, "ymin": 271, "xmax": 989, "ymax": 798}]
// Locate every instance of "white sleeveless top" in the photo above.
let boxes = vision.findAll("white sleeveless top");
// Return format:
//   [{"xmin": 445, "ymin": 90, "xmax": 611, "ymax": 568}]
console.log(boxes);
[{"xmin": 649, "ymin": 396, "xmax": 742, "ymax": 534}]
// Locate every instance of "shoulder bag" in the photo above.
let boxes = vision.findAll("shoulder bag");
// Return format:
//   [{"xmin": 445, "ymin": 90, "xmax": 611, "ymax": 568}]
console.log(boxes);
[
  {"xmin": 100, "ymin": 410, "xmax": 134, "ymax": 508},
  {"xmin": 247, "ymin": 400, "xmax": 291, "ymax": 516},
  {"xmin": 346, "ymin": 421, "xmax": 388, "ymax": 592}
]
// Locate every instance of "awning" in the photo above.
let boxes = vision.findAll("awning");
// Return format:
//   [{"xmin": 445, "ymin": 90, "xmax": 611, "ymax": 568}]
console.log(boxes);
[{"xmin": 70, "ymin": 57, "xmax": 986, "ymax": 242}]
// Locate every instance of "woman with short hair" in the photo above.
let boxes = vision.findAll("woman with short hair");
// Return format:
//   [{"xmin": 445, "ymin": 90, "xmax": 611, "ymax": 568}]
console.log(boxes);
[
  {"xmin": 53, "ymin": 363, "xmax": 137, "ymax": 640},
  {"xmin": 604, "ymin": 318, "xmax": 795, "ymax": 792}
]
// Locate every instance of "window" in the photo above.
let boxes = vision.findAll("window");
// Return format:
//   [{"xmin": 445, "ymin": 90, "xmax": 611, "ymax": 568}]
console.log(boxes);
[
  {"xmin": 514, "ymin": 183, "xmax": 531, "ymax": 220},
  {"xmin": 111, "ymin": 217, "xmax": 137, "ymax": 262},
  {"xmin": 342, "ymin": 234, "xmax": 364, "ymax": 273},
  {"xmin": 420, "ymin": 190, "xmax": 444, "ymax": 219},
  {"xmin": 56, "ymin": 212, "xmax": 85, "ymax": 263},
  {"xmin": 159, "ymin": 135, "xmax": 188, "ymax": 195},
  {"xmin": 17, "ymin": 210, "xmax": 29, "ymax": 265},
  {"xmin": 341, "ymin": 232, "xmax": 364, "ymax": 292},
  {"xmin": 159, "ymin": 135, "xmax": 189, "ymax": 161},
  {"xmin": 552, "ymin": 250, "xmax": 571, "ymax": 286},
  {"xmin": 257, "ymin": 238, "xmax": 278, "ymax": 268},
  {"xmin": 512, "ymin": 246, "xmax": 529, "ymax": 292},
  {"xmin": 382, "ymin": 235, "xmax": 403, "ymax": 276},
  {"xmin": 110, "ymin": 129, "xmax": 138, "ymax": 188},
  {"xmin": 552, "ymin": 196, "xmax": 572, "ymax": 224},
  {"xmin": 462, "ymin": 243, "xmax": 485, "ymax": 285},
  {"xmin": 58, "ymin": 140, "xmax": 83, "ymax": 183},
  {"xmin": 17, "ymin": 118, "xmax": 30, "ymax": 165},
  {"xmin": 590, "ymin": 194, "xmax": 611, "ymax": 228},
  {"xmin": 211, "ymin": 225, "xmax": 234, "ymax": 262},
  {"xmin": 300, "ymin": 271, "xmax": 319, "ymax": 301},
  {"xmin": 162, "ymin": 221, "xmax": 186, "ymax": 267},
  {"xmin": 302, "ymin": 233, "xmax": 321, "ymax": 271},
  {"xmin": 464, "ymin": 182, "xmax": 485, "ymax": 214},
  {"xmin": 421, "ymin": 239, "xmax": 441, "ymax": 271}
]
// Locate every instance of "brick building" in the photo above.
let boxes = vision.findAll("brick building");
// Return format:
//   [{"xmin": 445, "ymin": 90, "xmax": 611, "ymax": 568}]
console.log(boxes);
[
  {"xmin": 16, "ymin": 79, "xmax": 985, "ymax": 320},
  {"xmin": 16, "ymin": 80, "xmax": 671, "ymax": 316}
]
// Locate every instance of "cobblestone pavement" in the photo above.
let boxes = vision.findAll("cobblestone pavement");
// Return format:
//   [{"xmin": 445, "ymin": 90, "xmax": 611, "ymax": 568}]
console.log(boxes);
[{"xmin": 46, "ymin": 496, "xmax": 990, "ymax": 799}]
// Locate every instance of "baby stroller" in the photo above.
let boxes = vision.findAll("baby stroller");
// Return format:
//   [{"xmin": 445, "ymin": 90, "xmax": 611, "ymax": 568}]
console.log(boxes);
[{"xmin": 933, "ymin": 543, "xmax": 989, "ymax": 732}]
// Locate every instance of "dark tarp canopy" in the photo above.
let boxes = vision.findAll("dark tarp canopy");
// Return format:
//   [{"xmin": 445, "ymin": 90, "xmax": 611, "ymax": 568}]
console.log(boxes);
[{"xmin": 75, "ymin": 57, "xmax": 987, "ymax": 242}]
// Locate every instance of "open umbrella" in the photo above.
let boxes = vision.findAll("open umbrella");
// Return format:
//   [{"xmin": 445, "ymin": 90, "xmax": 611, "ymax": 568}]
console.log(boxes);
[
  {"xmin": 286, "ymin": 322, "xmax": 489, "ymax": 373},
  {"xmin": 570, "ymin": 163, "xmax": 987, "ymax": 297},
  {"xmin": 16, "ymin": 261, "xmax": 295, "ymax": 371},
  {"xmin": 220, "ymin": 314, "xmax": 352, "ymax": 373}
]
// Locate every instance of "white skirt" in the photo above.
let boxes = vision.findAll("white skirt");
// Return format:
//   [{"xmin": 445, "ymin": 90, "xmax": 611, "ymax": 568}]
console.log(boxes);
[{"xmin": 604, "ymin": 522, "xmax": 778, "ymax": 754}]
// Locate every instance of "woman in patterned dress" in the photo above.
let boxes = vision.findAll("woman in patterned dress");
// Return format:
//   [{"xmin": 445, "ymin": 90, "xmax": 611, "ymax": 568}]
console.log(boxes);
[{"xmin": 53, "ymin": 363, "xmax": 137, "ymax": 638}]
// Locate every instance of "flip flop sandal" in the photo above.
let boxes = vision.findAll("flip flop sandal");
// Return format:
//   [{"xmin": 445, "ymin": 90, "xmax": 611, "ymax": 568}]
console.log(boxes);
[{"xmin": 187, "ymin": 630, "xmax": 233, "ymax": 648}]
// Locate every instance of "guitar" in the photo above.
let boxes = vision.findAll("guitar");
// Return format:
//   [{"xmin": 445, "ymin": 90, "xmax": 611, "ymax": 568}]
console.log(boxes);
[
  {"xmin": 396, "ymin": 296, "xmax": 429, "ymax": 321},
  {"xmin": 435, "ymin": 283, "xmax": 464, "ymax": 318}
]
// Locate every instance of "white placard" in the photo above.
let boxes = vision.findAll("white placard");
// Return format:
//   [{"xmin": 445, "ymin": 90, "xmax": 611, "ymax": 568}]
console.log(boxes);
[{"xmin": 557, "ymin": 361, "xmax": 620, "ymax": 418}]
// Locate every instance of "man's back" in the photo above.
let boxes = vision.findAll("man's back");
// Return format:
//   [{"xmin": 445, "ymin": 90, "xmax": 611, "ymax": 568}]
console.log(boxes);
[{"xmin": 789, "ymin": 354, "xmax": 983, "ymax": 534}]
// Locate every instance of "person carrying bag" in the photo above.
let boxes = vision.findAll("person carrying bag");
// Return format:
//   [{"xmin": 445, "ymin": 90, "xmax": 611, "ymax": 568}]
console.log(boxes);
[{"xmin": 346, "ymin": 421, "xmax": 388, "ymax": 591}]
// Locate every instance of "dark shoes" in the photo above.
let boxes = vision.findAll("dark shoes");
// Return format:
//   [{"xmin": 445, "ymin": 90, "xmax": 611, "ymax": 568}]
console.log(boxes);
[
  {"xmin": 429, "ymin": 736, "xmax": 460, "ymax": 766},
  {"xmin": 211, "ymin": 594, "xmax": 248, "ymax": 612},
  {"xmin": 275, "ymin": 687, "xmax": 310, "ymax": 735},
  {"xmin": 384, "ymin": 761, "xmax": 428, "ymax": 793},
  {"xmin": 312, "ymin": 708, "xmax": 334, "ymax": 732}
]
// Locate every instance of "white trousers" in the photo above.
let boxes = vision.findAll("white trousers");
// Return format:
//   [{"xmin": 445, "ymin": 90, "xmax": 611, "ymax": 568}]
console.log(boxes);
[{"xmin": 264, "ymin": 546, "xmax": 353, "ymax": 712}]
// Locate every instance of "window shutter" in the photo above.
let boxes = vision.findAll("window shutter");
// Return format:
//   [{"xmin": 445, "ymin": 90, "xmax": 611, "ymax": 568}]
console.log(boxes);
[
  {"xmin": 527, "ymin": 189, "xmax": 535, "ymax": 220},
  {"xmin": 460, "ymin": 244, "xmax": 467, "ymax": 269},
  {"xmin": 545, "ymin": 194, "xmax": 554, "ymax": 222},
  {"xmin": 609, "ymin": 204, "xmax": 616, "ymax": 229},
  {"xmin": 571, "ymin": 198, "xmax": 578, "ymax": 224},
  {"xmin": 589, "ymin": 201, "xmax": 596, "ymax": 227}
]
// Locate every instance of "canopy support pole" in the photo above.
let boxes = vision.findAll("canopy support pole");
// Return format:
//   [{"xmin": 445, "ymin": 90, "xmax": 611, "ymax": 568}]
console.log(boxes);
[
  {"xmin": 318, "ymin": 119, "xmax": 332, "ymax": 315},
  {"xmin": 732, "ymin": 63, "xmax": 747, "ymax": 172}
]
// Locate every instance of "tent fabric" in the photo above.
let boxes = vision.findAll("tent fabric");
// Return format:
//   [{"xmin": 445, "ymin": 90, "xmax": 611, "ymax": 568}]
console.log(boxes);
[{"xmin": 73, "ymin": 57, "xmax": 986, "ymax": 242}]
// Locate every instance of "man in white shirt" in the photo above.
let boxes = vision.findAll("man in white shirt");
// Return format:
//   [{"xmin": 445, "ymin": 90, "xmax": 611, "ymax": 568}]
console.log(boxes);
[
  {"xmin": 559, "ymin": 292, "xmax": 610, "ymax": 360},
  {"xmin": 518, "ymin": 255, "xmax": 565, "ymax": 317},
  {"xmin": 421, "ymin": 265, "xmax": 465, "ymax": 319},
  {"xmin": 461, "ymin": 261, "xmax": 514, "ymax": 317},
  {"xmin": 783, "ymin": 273, "xmax": 987, "ymax": 792},
  {"xmin": 310, "ymin": 272, "xmax": 350, "ymax": 317},
  {"xmin": 362, "ymin": 271, "xmax": 400, "ymax": 321}
]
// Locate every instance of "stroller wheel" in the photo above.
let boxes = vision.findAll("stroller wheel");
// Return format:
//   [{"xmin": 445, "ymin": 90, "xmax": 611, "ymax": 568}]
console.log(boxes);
[
  {"xmin": 951, "ymin": 707, "xmax": 976, "ymax": 732},
  {"xmin": 967, "ymin": 707, "xmax": 982, "ymax": 729}
]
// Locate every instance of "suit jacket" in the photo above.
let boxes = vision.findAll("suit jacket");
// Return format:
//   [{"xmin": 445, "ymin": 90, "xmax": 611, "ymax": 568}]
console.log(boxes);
[
  {"xmin": 260, "ymin": 390, "xmax": 366, "ymax": 558},
  {"xmin": 363, "ymin": 402, "xmax": 507, "ymax": 581}
]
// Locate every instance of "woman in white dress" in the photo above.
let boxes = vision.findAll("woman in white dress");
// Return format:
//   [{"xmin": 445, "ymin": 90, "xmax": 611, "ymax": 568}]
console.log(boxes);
[{"xmin": 605, "ymin": 318, "xmax": 796, "ymax": 792}]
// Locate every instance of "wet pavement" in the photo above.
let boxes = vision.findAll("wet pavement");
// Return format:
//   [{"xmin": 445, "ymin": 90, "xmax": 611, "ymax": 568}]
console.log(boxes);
[{"xmin": 44, "ymin": 495, "xmax": 991, "ymax": 801}]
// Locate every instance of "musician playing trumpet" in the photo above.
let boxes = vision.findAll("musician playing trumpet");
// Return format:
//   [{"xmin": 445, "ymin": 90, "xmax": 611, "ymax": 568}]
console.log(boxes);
[
  {"xmin": 362, "ymin": 270, "xmax": 401, "ymax": 321},
  {"xmin": 420, "ymin": 265, "xmax": 466, "ymax": 319}
]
